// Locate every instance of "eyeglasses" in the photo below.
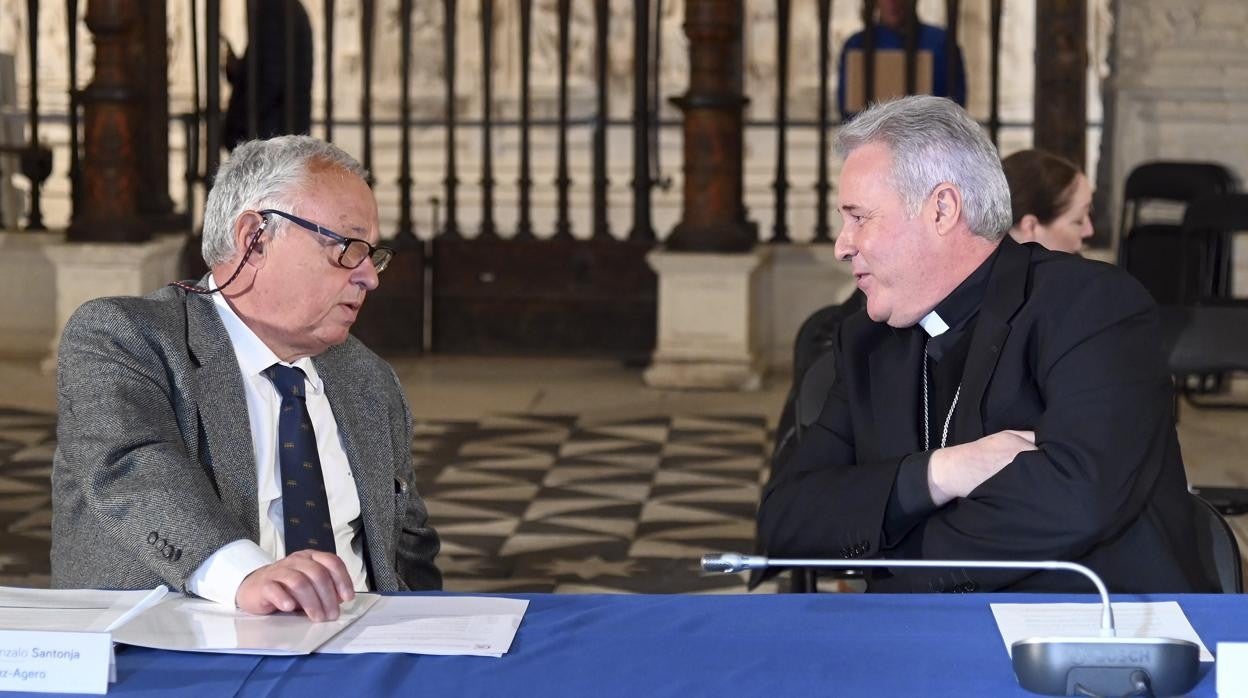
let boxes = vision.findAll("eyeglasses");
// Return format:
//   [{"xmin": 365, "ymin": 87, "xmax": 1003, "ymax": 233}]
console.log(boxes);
[{"xmin": 258, "ymin": 209, "xmax": 394, "ymax": 273}]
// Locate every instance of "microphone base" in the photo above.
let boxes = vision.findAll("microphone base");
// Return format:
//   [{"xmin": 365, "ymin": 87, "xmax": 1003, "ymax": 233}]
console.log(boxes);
[{"xmin": 1011, "ymin": 636, "xmax": 1201, "ymax": 696}]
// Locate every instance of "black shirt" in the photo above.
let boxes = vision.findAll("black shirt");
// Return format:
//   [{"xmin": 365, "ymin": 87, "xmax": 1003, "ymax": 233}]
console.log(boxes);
[{"xmin": 883, "ymin": 246, "xmax": 998, "ymax": 545}]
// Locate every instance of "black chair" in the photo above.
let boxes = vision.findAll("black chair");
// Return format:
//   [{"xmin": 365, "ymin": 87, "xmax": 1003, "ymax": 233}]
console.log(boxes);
[
  {"xmin": 1190, "ymin": 491, "xmax": 1244, "ymax": 593},
  {"xmin": 1181, "ymin": 192, "xmax": 1248, "ymax": 299},
  {"xmin": 1117, "ymin": 161, "xmax": 1238, "ymax": 306},
  {"xmin": 762, "ymin": 290, "xmax": 864, "ymax": 593},
  {"xmin": 1157, "ymin": 302, "xmax": 1248, "ymax": 518},
  {"xmin": 1159, "ymin": 301, "xmax": 1248, "ymax": 410}
]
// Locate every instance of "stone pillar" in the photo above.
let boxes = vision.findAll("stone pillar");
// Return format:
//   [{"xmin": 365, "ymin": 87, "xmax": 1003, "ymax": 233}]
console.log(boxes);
[
  {"xmin": 43, "ymin": 236, "xmax": 185, "ymax": 371},
  {"xmin": 138, "ymin": 1, "xmax": 181, "ymax": 233},
  {"xmin": 65, "ymin": 0, "xmax": 151, "ymax": 243},
  {"xmin": 1034, "ymin": 0, "xmax": 1088, "ymax": 170},
  {"xmin": 664, "ymin": 0, "xmax": 756, "ymax": 252},
  {"xmin": 643, "ymin": 248, "xmax": 769, "ymax": 390},
  {"xmin": 645, "ymin": 0, "xmax": 766, "ymax": 389}
]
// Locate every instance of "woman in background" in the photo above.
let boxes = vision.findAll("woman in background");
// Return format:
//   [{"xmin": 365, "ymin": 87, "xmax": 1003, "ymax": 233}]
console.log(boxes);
[{"xmin": 1002, "ymin": 149, "xmax": 1094, "ymax": 253}]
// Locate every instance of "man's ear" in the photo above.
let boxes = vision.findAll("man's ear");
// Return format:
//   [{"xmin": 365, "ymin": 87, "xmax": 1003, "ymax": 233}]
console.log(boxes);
[
  {"xmin": 231, "ymin": 210, "xmax": 269, "ymax": 266},
  {"xmin": 931, "ymin": 183, "xmax": 963, "ymax": 236}
]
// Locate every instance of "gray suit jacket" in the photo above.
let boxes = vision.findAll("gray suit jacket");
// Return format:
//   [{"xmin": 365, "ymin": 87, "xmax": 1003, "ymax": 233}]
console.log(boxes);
[{"xmin": 50, "ymin": 282, "xmax": 441, "ymax": 593}]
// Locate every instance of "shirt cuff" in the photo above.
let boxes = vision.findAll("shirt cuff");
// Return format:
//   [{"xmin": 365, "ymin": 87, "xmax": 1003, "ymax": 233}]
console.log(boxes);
[
  {"xmin": 883, "ymin": 451, "xmax": 939, "ymax": 545},
  {"xmin": 186, "ymin": 540, "xmax": 274, "ymax": 606}
]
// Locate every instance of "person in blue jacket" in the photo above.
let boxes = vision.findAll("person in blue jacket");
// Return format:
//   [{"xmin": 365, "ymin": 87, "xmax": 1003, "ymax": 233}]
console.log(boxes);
[{"xmin": 838, "ymin": 0, "xmax": 967, "ymax": 120}]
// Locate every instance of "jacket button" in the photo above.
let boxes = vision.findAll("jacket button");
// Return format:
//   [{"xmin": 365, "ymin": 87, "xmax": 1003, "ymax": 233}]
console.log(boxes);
[
  {"xmin": 173, "ymin": 549, "xmax": 183, "ymax": 562},
  {"xmin": 147, "ymin": 531, "xmax": 159, "ymax": 545}
]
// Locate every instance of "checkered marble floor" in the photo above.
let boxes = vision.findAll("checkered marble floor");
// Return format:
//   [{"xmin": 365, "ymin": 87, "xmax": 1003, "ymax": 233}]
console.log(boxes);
[
  {"xmin": 0, "ymin": 408, "xmax": 55, "ymax": 587},
  {"xmin": 0, "ymin": 408, "xmax": 779, "ymax": 593},
  {"xmin": 415, "ymin": 414, "xmax": 777, "ymax": 593}
]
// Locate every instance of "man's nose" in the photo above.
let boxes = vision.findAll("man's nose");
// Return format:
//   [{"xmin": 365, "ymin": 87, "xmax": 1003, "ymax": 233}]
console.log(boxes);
[
  {"xmin": 353, "ymin": 257, "xmax": 381, "ymax": 291},
  {"xmin": 833, "ymin": 228, "xmax": 856, "ymax": 261}
]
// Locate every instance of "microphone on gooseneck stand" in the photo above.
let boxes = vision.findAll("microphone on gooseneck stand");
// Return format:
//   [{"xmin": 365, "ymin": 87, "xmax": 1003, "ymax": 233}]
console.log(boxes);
[{"xmin": 701, "ymin": 553, "xmax": 1201, "ymax": 698}]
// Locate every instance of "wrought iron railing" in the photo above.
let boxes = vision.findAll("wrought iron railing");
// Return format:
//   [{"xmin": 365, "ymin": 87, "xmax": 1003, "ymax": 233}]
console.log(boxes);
[{"xmin": 2, "ymin": 1, "xmax": 1081, "ymax": 244}]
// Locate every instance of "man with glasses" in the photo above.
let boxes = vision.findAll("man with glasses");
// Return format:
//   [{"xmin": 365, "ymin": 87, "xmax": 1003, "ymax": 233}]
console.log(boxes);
[{"xmin": 51, "ymin": 136, "xmax": 441, "ymax": 620}]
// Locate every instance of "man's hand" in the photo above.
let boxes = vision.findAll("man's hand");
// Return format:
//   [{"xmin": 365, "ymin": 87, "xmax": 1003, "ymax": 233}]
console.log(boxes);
[
  {"xmin": 235, "ymin": 550, "xmax": 355, "ymax": 621},
  {"xmin": 928, "ymin": 430, "xmax": 1037, "ymax": 507}
]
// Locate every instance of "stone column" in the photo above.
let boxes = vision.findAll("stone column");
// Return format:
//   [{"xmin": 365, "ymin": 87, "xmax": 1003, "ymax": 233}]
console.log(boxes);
[
  {"xmin": 1034, "ymin": 0, "xmax": 1088, "ymax": 170},
  {"xmin": 644, "ymin": 0, "xmax": 767, "ymax": 389},
  {"xmin": 43, "ymin": 236, "xmax": 186, "ymax": 371},
  {"xmin": 65, "ymin": 0, "xmax": 151, "ymax": 243},
  {"xmin": 643, "ymin": 248, "xmax": 770, "ymax": 390},
  {"xmin": 664, "ymin": 0, "xmax": 756, "ymax": 253},
  {"xmin": 138, "ymin": 1, "xmax": 181, "ymax": 233}
]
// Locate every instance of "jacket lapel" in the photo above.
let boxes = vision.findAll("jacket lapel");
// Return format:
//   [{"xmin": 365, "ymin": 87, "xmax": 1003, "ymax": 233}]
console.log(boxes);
[
  {"xmin": 870, "ymin": 327, "xmax": 925, "ymax": 457},
  {"xmin": 952, "ymin": 238, "xmax": 1031, "ymax": 442},
  {"xmin": 314, "ymin": 346, "xmax": 394, "ymax": 586},
  {"xmin": 185, "ymin": 289, "xmax": 261, "ymax": 540}
]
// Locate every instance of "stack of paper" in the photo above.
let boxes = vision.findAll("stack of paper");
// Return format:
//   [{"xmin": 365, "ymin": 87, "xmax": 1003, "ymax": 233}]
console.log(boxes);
[
  {"xmin": 109, "ymin": 593, "xmax": 528, "ymax": 658},
  {"xmin": 0, "ymin": 586, "xmax": 168, "ymax": 633},
  {"xmin": 111, "ymin": 594, "xmax": 378, "ymax": 655},
  {"xmin": 0, "ymin": 585, "xmax": 529, "ymax": 658},
  {"xmin": 317, "ymin": 595, "xmax": 529, "ymax": 657}
]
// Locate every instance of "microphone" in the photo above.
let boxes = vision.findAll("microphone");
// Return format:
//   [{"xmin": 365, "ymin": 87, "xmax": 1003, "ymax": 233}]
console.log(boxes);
[{"xmin": 702, "ymin": 553, "xmax": 1201, "ymax": 697}]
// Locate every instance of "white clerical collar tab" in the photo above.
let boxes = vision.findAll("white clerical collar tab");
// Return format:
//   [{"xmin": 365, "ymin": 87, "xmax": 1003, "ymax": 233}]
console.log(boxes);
[{"xmin": 919, "ymin": 311, "xmax": 950, "ymax": 337}]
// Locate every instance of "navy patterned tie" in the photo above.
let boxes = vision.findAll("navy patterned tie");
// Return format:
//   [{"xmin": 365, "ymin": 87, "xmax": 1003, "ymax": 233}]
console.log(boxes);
[{"xmin": 263, "ymin": 364, "xmax": 335, "ymax": 554}]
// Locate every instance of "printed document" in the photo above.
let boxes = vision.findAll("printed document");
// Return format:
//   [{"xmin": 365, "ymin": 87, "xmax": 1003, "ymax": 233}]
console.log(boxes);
[
  {"xmin": 112, "ymin": 593, "xmax": 378, "ymax": 655},
  {"xmin": 0, "ymin": 586, "xmax": 168, "ymax": 633},
  {"xmin": 317, "ymin": 595, "xmax": 528, "ymax": 657}
]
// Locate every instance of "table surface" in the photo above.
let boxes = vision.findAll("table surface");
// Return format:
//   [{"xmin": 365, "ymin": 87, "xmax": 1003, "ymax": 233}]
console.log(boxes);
[{"xmin": 20, "ymin": 593, "xmax": 1248, "ymax": 697}]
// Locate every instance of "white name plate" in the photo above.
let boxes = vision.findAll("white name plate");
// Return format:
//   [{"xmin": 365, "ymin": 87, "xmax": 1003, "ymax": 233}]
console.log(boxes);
[{"xmin": 0, "ymin": 630, "xmax": 111, "ymax": 695}]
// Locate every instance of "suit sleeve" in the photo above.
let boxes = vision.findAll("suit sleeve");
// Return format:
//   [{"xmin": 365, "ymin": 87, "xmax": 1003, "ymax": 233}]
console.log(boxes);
[
  {"xmin": 52, "ymin": 300, "xmax": 251, "ymax": 591},
  {"xmin": 895, "ymin": 273, "xmax": 1175, "ymax": 590},
  {"xmin": 388, "ymin": 368, "xmax": 443, "ymax": 591},
  {"xmin": 757, "ymin": 329, "xmax": 912, "ymax": 562}
]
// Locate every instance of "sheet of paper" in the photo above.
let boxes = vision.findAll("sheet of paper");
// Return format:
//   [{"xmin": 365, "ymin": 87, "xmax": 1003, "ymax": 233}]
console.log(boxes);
[
  {"xmin": 0, "ymin": 586, "xmax": 168, "ymax": 633},
  {"xmin": 1216, "ymin": 643, "xmax": 1248, "ymax": 697},
  {"xmin": 316, "ymin": 595, "xmax": 528, "ymax": 657},
  {"xmin": 112, "ymin": 593, "xmax": 378, "ymax": 655},
  {"xmin": 990, "ymin": 601, "xmax": 1213, "ymax": 662}
]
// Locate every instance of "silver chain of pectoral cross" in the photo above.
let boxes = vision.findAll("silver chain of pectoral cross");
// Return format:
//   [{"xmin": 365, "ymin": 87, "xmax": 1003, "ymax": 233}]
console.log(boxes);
[{"xmin": 923, "ymin": 339, "xmax": 962, "ymax": 451}]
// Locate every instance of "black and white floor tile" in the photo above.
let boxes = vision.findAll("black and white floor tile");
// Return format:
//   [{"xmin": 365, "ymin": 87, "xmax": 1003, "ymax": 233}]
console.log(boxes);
[
  {"xmin": 414, "ymin": 414, "xmax": 777, "ymax": 593},
  {"xmin": 0, "ymin": 409, "xmax": 781, "ymax": 593},
  {"xmin": 0, "ymin": 408, "xmax": 56, "ymax": 587}
]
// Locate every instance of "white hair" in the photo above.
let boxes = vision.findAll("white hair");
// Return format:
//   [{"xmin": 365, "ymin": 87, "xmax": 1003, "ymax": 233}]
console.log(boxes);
[
  {"xmin": 835, "ymin": 95, "xmax": 1013, "ymax": 240},
  {"xmin": 201, "ymin": 135, "xmax": 369, "ymax": 267}
]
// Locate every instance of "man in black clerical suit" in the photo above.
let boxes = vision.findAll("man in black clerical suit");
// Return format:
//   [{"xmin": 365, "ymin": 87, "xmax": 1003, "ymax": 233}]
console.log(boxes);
[{"xmin": 757, "ymin": 95, "xmax": 1215, "ymax": 594}]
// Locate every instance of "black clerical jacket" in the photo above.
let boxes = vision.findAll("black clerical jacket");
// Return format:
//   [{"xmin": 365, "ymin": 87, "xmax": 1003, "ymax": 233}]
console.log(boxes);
[{"xmin": 757, "ymin": 237, "xmax": 1214, "ymax": 593}]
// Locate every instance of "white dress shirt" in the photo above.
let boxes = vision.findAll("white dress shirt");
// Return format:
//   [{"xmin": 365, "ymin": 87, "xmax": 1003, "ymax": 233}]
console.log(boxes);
[{"xmin": 186, "ymin": 277, "xmax": 370, "ymax": 605}]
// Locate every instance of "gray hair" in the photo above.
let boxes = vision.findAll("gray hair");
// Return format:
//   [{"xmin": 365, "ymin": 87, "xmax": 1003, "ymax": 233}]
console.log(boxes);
[
  {"xmin": 201, "ymin": 135, "xmax": 370, "ymax": 266},
  {"xmin": 835, "ymin": 95, "xmax": 1012, "ymax": 240}
]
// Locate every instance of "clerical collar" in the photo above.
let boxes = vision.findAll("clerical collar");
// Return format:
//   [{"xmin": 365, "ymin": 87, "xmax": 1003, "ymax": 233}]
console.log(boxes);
[
  {"xmin": 917, "ymin": 245, "xmax": 1000, "ymax": 359},
  {"xmin": 918, "ymin": 312, "xmax": 950, "ymax": 337}
]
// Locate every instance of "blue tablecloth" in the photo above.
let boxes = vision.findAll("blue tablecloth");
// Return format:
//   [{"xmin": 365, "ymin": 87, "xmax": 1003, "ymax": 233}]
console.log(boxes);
[{"xmin": 26, "ymin": 593, "xmax": 1248, "ymax": 696}]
